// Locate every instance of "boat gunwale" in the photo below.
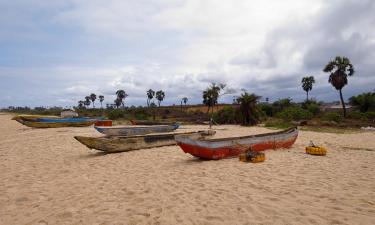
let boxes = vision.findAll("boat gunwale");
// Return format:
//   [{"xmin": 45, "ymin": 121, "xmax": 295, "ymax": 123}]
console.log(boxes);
[{"xmin": 190, "ymin": 127, "xmax": 297, "ymax": 143}]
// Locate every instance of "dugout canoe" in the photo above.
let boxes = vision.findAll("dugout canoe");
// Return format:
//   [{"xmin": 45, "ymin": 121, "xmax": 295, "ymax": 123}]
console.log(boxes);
[
  {"xmin": 129, "ymin": 120, "xmax": 175, "ymax": 125},
  {"xmin": 20, "ymin": 120, "xmax": 96, "ymax": 128},
  {"xmin": 94, "ymin": 123, "xmax": 179, "ymax": 136},
  {"xmin": 74, "ymin": 130, "xmax": 215, "ymax": 153},
  {"xmin": 175, "ymin": 127, "xmax": 298, "ymax": 160},
  {"xmin": 12, "ymin": 114, "xmax": 60, "ymax": 122}
]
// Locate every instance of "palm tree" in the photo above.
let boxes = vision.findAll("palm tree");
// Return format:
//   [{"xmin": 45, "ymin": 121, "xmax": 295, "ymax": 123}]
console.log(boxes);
[
  {"xmin": 116, "ymin": 90, "xmax": 128, "ymax": 108},
  {"xmin": 98, "ymin": 95, "xmax": 104, "ymax": 108},
  {"xmin": 114, "ymin": 98, "xmax": 122, "ymax": 108},
  {"xmin": 147, "ymin": 89, "xmax": 155, "ymax": 107},
  {"xmin": 236, "ymin": 91, "xmax": 261, "ymax": 125},
  {"xmin": 323, "ymin": 56, "xmax": 355, "ymax": 117},
  {"xmin": 84, "ymin": 96, "xmax": 91, "ymax": 108},
  {"xmin": 90, "ymin": 93, "xmax": 96, "ymax": 108},
  {"xmin": 202, "ymin": 83, "xmax": 224, "ymax": 114},
  {"xmin": 78, "ymin": 100, "xmax": 84, "ymax": 108},
  {"xmin": 155, "ymin": 90, "xmax": 165, "ymax": 107},
  {"xmin": 182, "ymin": 97, "xmax": 188, "ymax": 106},
  {"xmin": 301, "ymin": 76, "xmax": 315, "ymax": 101}
]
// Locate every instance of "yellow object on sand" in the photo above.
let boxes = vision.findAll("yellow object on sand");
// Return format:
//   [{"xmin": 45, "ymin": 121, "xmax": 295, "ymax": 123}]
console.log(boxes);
[
  {"xmin": 306, "ymin": 146, "xmax": 327, "ymax": 156},
  {"xmin": 239, "ymin": 151, "xmax": 266, "ymax": 163}
]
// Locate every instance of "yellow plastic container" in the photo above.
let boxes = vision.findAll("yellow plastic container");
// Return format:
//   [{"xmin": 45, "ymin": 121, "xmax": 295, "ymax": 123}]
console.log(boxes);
[
  {"xmin": 305, "ymin": 146, "xmax": 327, "ymax": 156},
  {"xmin": 239, "ymin": 151, "xmax": 265, "ymax": 163}
]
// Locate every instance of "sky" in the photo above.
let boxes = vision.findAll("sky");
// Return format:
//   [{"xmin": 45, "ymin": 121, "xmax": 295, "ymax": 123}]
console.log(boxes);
[{"xmin": 0, "ymin": 0, "xmax": 374, "ymax": 108}]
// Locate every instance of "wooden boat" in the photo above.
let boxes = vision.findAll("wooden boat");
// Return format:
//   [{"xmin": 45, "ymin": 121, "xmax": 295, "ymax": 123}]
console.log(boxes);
[
  {"xmin": 74, "ymin": 130, "xmax": 215, "ymax": 153},
  {"xmin": 94, "ymin": 123, "xmax": 179, "ymax": 136},
  {"xmin": 130, "ymin": 119, "xmax": 175, "ymax": 125},
  {"xmin": 175, "ymin": 127, "xmax": 298, "ymax": 160},
  {"xmin": 19, "ymin": 120, "xmax": 96, "ymax": 128},
  {"xmin": 95, "ymin": 120, "xmax": 113, "ymax": 126},
  {"xmin": 12, "ymin": 114, "xmax": 59, "ymax": 122}
]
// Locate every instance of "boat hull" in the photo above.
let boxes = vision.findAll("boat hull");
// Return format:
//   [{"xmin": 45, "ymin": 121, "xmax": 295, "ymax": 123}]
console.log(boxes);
[
  {"xmin": 21, "ymin": 120, "xmax": 96, "ymax": 128},
  {"xmin": 74, "ymin": 131, "xmax": 215, "ymax": 153},
  {"xmin": 94, "ymin": 124, "xmax": 179, "ymax": 136},
  {"xmin": 130, "ymin": 120, "xmax": 175, "ymax": 125},
  {"xmin": 175, "ymin": 127, "xmax": 298, "ymax": 160}
]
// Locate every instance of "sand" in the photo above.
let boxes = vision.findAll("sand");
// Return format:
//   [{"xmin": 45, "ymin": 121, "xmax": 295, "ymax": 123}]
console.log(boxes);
[{"xmin": 0, "ymin": 114, "xmax": 374, "ymax": 225}]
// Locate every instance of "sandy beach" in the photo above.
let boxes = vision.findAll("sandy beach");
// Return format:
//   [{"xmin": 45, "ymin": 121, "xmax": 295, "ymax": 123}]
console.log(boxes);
[{"xmin": 0, "ymin": 114, "xmax": 374, "ymax": 225}]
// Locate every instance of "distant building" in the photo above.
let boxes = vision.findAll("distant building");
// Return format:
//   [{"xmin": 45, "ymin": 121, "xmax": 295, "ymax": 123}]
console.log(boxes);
[
  {"xmin": 61, "ymin": 109, "xmax": 78, "ymax": 118},
  {"xmin": 320, "ymin": 102, "xmax": 354, "ymax": 112}
]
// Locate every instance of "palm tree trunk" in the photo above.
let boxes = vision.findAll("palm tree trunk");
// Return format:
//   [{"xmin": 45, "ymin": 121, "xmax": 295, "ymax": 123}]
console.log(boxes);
[
  {"xmin": 306, "ymin": 91, "xmax": 309, "ymax": 101},
  {"xmin": 339, "ymin": 89, "xmax": 346, "ymax": 117}
]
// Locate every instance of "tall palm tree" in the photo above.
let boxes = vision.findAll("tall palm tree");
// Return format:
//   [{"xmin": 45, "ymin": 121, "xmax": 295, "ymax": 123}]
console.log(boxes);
[
  {"xmin": 147, "ymin": 89, "xmax": 155, "ymax": 107},
  {"xmin": 236, "ymin": 92, "xmax": 261, "ymax": 125},
  {"xmin": 202, "ymin": 83, "xmax": 223, "ymax": 114},
  {"xmin": 84, "ymin": 96, "xmax": 91, "ymax": 108},
  {"xmin": 155, "ymin": 90, "xmax": 165, "ymax": 107},
  {"xmin": 78, "ymin": 100, "xmax": 84, "ymax": 108},
  {"xmin": 323, "ymin": 56, "xmax": 355, "ymax": 117},
  {"xmin": 182, "ymin": 97, "xmax": 188, "ymax": 106},
  {"xmin": 90, "ymin": 93, "xmax": 96, "ymax": 108},
  {"xmin": 98, "ymin": 95, "xmax": 104, "ymax": 108},
  {"xmin": 114, "ymin": 98, "xmax": 122, "ymax": 108},
  {"xmin": 301, "ymin": 76, "xmax": 315, "ymax": 101},
  {"xmin": 116, "ymin": 90, "xmax": 128, "ymax": 108}
]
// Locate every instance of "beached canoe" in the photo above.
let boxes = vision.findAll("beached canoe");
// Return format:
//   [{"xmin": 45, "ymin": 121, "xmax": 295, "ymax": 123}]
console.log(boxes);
[
  {"xmin": 94, "ymin": 124, "xmax": 179, "ymax": 136},
  {"xmin": 35, "ymin": 117, "xmax": 97, "ymax": 123},
  {"xmin": 175, "ymin": 127, "xmax": 298, "ymax": 160},
  {"xmin": 129, "ymin": 120, "xmax": 175, "ymax": 125},
  {"xmin": 11, "ymin": 114, "xmax": 60, "ymax": 122},
  {"xmin": 74, "ymin": 130, "xmax": 215, "ymax": 153},
  {"xmin": 20, "ymin": 120, "xmax": 96, "ymax": 128}
]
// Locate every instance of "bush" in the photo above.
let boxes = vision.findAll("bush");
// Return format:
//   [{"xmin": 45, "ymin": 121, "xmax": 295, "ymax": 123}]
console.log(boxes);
[
  {"xmin": 347, "ymin": 111, "xmax": 366, "ymax": 120},
  {"xmin": 322, "ymin": 112, "xmax": 343, "ymax": 123},
  {"xmin": 213, "ymin": 106, "xmax": 240, "ymax": 124},
  {"xmin": 259, "ymin": 103, "xmax": 273, "ymax": 117},
  {"xmin": 107, "ymin": 109, "xmax": 125, "ymax": 120},
  {"xmin": 301, "ymin": 100, "xmax": 321, "ymax": 116},
  {"xmin": 276, "ymin": 107, "xmax": 313, "ymax": 121},
  {"xmin": 364, "ymin": 111, "xmax": 375, "ymax": 120}
]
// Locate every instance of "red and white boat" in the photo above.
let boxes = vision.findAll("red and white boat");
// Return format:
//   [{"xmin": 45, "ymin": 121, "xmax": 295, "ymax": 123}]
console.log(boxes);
[{"xmin": 175, "ymin": 127, "xmax": 298, "ymax": 160}]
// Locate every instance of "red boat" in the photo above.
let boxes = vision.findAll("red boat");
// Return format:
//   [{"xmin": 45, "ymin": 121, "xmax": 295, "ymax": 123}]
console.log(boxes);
[{"xmin": 175, "ymin": 127, "xmax": 298, "ymax": 160}]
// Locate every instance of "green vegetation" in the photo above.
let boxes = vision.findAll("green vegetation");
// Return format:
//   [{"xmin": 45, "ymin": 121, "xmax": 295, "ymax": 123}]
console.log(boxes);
[{"xmin": 349, "ymin": 92, "xmax": 375, "ymax": 112}]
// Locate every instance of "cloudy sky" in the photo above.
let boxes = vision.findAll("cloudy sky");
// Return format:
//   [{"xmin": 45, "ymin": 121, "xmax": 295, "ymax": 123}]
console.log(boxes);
[{"xmin": 0, "ymin": 0, "xmax": 374, "ymax": 108}]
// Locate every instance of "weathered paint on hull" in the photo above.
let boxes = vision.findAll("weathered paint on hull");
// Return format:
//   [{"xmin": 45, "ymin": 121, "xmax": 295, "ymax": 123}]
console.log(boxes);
[
  {"xmin": 94, "ymin": 124, "xmax": 179, "ymax": 136},
  {"xmin": 21, "ymin": 120, "xmax": 96, "ymax": 128},
  {"xmin": 74, "ymin": 131, "xmax": 215, "ymax": 153},
  {"xmin": 11, "ymin": 114, "xmax": 59, "ymax": 121},
  {"xmin": 130, "ymin": 120, "xmax": 175, "ymax": 125},
  {"xmin": 175, "ymin": 127, "xmax": 298, "ymax": 160}
]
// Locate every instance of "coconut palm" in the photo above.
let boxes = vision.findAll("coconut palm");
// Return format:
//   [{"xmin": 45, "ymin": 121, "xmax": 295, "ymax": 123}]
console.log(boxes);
[
  {"xmin": 236, "ymin": 92, "xmax": 261, "ymax": 125},
  {"xmin": 98, "ymin": 95, "xmax": 104, "ymax": 108},
  {"xmin": 155, "ymin": 90, "xmax": 165, "ymax": 107},
  {"xmin": 147, "ymin": 89, "xmax": 155, "ymax": 107},
  {"xmin": 116, "ymin": 90, "xmax": 128, "ymax": 108},
  {"xmin": 323, "ymin": 56, "xmax": 355, "ymax": 117},
  {"xmin": 301, "ymin": 76, "xmax": 315, "ymax": 101},
  {"xmin": 90, "ymin": 93, "xmax": 96, "ymax": 108}
]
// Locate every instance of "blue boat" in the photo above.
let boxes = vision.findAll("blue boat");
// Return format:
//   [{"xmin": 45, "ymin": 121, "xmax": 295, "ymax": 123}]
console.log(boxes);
[
  {"xmin": 36, "ymin": 117, "xmax": 97, "ymax": 123},
  {"xmin": 94, "ymin": 123, "xmax": 180, "ymax": 136}
]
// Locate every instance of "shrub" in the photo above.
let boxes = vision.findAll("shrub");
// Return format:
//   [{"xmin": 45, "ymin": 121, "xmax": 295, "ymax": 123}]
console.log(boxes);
[
  {"xmin": 213, "ymin": 106, "xmax": 240, "ymax": 124},
  {"xmin": 322, "ymin": 112, "xmax": 343, "ymax": 123},
  {"xmin": 347, "ymin": 111, "xmax": 366, "ymax": 120},
  {"xmin": 364, "ymin": 111, "xmax": 375, "ymax": 120},
  {"xmin": 276, "ymin": 107, "xmax": 313, "ymax": 121},
  {"xmin": 107, "ymin": 109, "xmax": 125, "ymax": 120},
  {"xmin": 259, "ymin": 103, "xmax": 273, "ymax": 117}
]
